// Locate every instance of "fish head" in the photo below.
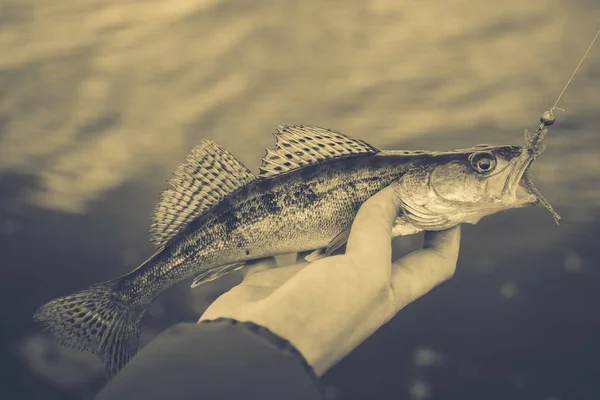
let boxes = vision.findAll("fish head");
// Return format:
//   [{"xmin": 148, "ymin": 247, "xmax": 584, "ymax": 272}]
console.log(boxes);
[
  {"xmin": 432, "ymin": 145, "xmax": 539, "ymax": 206},
  {"xmin": 394, "ymin": 132, "xmax": 553, "ymax": 230}
]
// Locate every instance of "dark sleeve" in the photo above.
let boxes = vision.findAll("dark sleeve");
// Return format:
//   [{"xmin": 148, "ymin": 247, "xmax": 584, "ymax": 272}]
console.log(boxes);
[{"xmin": 94, "ymin": 318, "xmax": 326, "ymax": 400}]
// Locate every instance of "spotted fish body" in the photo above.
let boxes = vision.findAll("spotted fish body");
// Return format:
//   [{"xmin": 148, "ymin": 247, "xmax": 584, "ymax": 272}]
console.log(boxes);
[
  {"xmin": 33, "ymin": 125, "xmax": 551, "ymax": 377},
  {"xmin": 130, "ymin": 151, "xmax": 414, "ymax": 304}
]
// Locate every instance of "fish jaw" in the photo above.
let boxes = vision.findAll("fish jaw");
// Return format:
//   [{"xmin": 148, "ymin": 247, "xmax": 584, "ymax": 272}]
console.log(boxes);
[
  {"xmin": 456, "ymin": 172, "xmax": 540, "ymax": 224},
  {"xmin": 394, "ymin": 145, "xmax": 545, "ymax": 231},
  {"xmin": 513, "ymin": 183, "xmax": 540, "ymax": 207},
  {"xmin": 500, "ymin": 148, "xmax": 542, "ymax": 208}
]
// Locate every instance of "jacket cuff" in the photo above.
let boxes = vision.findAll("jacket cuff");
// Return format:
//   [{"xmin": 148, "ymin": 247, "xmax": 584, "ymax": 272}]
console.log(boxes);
[{"xmin": 200, "ymin": 318, "xmax": 322, "ymax": 388}]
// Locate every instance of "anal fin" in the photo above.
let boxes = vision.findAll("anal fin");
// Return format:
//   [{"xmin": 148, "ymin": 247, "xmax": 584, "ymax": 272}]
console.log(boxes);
[
  {"xmin": 304, "ymin": 225, "xmax": 353, "ymax": 263},
  {"xmin": 325, "ymin": 225, "xmax": 352, "ymax": 256},
  {"xmin": 190, "ymin": 262, "xmax": 246, "ymax": 288},
  {"xmin": 305, "ymin": 248, "xmax": 326, "ymax": 263}
]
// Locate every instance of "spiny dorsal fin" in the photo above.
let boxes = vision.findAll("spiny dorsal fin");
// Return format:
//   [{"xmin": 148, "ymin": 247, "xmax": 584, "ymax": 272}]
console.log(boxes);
[
  {"xmin": 258, "ymin": 125, "xmax": 379, "ymax": 178},
  {"xmin": 150, "ymin": 141, "xmax": 256, "ymax": 248}
]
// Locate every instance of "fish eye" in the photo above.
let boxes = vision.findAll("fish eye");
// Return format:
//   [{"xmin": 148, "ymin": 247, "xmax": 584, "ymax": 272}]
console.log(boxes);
[{"xmin": 468, "ymin": 152, "xmax": 497, "ymax": 173}]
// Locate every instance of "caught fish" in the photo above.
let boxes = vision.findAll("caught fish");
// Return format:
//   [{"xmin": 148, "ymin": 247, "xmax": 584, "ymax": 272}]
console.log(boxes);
[{"xmin": 33, "ymin": 123, "xmax": 557, "ymax": 376}]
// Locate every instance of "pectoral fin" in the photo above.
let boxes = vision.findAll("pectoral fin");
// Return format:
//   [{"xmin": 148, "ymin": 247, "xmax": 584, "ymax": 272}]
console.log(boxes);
[{"xmin": 399, "ymin": 198, "xmax": 451, "ymax": 231}]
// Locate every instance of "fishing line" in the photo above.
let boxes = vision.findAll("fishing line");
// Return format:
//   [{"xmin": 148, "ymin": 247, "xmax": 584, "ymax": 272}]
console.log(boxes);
[
  {"xmin": 523, "ymin": 26, "xmax": 600, "ymax": 225},
  {"xmin": 535, "ymin": 26, "xmax": 600, "ymax": 131},
  {"xmin": 550, "ymin": 27, "xmax": 600, "ymax": 113}
]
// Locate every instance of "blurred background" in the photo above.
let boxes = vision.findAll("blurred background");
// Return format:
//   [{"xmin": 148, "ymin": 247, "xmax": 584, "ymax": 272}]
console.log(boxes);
[{"xmin": 1, "ymin": 0, "xmax": 599, "ymax": 399}]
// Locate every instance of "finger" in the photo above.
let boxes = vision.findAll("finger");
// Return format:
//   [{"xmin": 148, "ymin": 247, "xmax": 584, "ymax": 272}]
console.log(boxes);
[
  {"xmin": 241, "ymin": 256, "xmax": 278, "ymax": 279},
  {"xmin": 389, "ymin": 225, "xmax": 461, "ymax": 310},
  {"xmin": 345, "ymin": 184, "xmax": 402, "ymax": 269},
  {"xmin": 243, "ymin": 262, "xmax": 310, "ymax": 287}
]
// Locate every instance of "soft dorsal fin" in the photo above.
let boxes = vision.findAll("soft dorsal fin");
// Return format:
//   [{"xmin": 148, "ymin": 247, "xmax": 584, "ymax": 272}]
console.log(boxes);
[
  {"xmin": 258, "ymin": 125, "xmax": 379, "ymax": 178},
  {"xmin": 149, "ymin": 141, "xmax": 256, "ymax": 248}
]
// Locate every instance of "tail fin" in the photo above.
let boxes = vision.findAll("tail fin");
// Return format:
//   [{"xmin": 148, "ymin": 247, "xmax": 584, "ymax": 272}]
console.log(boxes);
[{"xmin": 33, "ymin": 280, "xmax": 145, "ymax": 378}]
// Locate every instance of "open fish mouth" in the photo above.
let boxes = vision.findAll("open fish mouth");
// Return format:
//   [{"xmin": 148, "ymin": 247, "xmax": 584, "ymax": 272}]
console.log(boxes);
[{"xmin": 505, "ymin": 125, "xmax": 561, "ymax": 224}]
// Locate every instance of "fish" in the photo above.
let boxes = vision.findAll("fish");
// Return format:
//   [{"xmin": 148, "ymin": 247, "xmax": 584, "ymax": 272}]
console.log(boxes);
[{"xmin": 33, "ymin": 123, "xmax": 557, "ymax": 377}]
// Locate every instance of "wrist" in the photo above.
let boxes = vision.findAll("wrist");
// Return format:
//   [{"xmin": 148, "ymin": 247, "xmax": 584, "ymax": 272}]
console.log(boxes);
[
  {"xmin": 243, "ymin": 296, "xmax": 373, "ymax": 376},
  {"xmin": 203, "ymin": 317, "xmax": 324, "ymax": 380},
  {"xmin": 243, "ymin": 309, "xmax": 334, "ymax": 376}
]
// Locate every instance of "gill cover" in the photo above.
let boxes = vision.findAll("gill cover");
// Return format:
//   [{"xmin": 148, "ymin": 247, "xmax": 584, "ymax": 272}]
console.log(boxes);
[{"xmin": 394, "ymin": 166, "xmax": 455, "ymax": 231}]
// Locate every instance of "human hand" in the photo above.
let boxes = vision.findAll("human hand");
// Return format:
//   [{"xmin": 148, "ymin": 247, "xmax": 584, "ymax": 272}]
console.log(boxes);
[{"xmin": 199, "ymin": 184, "xmax": 461, "ymax": 376}]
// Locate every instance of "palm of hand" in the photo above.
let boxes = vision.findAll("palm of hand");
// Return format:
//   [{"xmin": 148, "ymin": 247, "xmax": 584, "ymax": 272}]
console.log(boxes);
[
  {"xmin": 200, "ymin": 257, "xmax": 310, "ymax": 321},
  {"xmin": 197, "ymin": 185, "xmax": 461, "ymax": 376}
]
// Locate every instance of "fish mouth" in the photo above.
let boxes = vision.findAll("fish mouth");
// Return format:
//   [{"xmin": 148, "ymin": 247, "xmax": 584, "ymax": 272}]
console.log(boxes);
[
  {"xmin": 506, "ymin": 153, "xmax": 538, "ymax": 206},
  {"xmin": 514, "ymin": 163, "xmax": 540, "ymax": 206},
  {"xmin": 502, "ymin": 127, "xmax": 561, "ymax": 223}
]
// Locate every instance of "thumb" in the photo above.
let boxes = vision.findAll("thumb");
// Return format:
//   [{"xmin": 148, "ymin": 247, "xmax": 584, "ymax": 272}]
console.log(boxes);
[
  {"xmin": 241, "ymin": 257, "xmax": 277, "ymax": 279},
  {"xmin": 345, "ymin": 183, "xmax": 403, "ymax": 268}
]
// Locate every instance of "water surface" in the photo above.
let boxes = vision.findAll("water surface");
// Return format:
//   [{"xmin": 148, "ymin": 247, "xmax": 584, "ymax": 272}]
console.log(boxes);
[{"xmin": 1, "ymin": 1, "xmax": 599, "ymax": 399}]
